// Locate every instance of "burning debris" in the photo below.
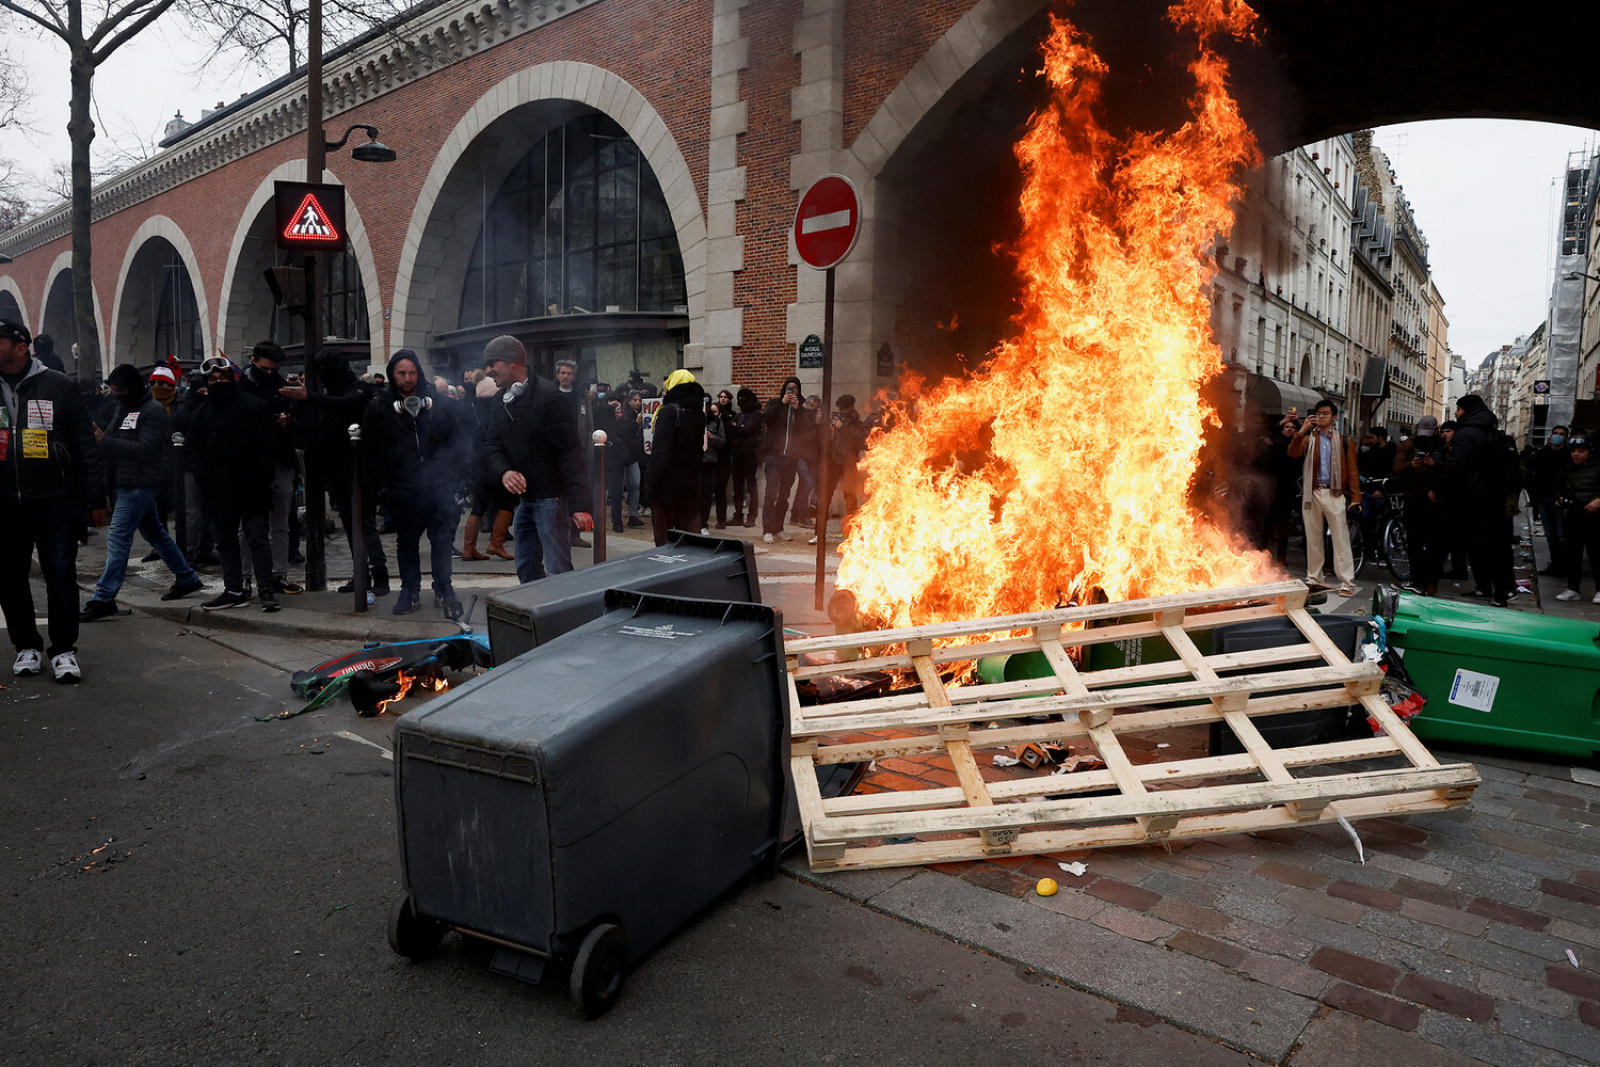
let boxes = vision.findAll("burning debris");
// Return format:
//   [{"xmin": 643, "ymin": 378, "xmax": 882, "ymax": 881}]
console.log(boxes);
[
  {"xmin": 838, "ymin": 0, "xmax": 1271, "ymax": 632},
  {"xmin": 268, "ymin": 635, "xmax": 492, "ymax": 721}
]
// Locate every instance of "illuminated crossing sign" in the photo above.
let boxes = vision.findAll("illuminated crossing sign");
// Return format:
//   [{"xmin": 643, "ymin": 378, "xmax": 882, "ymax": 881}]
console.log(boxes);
[{"xmin": 274, "ymin": 181, "xmax": 348, "ymax": 251}]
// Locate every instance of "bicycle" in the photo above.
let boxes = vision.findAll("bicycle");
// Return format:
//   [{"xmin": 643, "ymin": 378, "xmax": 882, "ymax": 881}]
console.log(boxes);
[{"xmin": 1358, "ymin": 477, "xmax": 1411, "ymax": 585}]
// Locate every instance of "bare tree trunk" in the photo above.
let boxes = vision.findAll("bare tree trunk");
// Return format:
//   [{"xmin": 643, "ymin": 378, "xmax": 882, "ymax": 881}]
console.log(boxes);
[{"xmin": 68, "ymin": 43, "xmax": 98, "ymax": 378}]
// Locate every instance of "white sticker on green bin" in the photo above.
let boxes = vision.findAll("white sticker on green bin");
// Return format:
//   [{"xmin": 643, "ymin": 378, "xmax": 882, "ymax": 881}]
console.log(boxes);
[{"xmin": 1448, "ymin": 668, "xmax": 1499, "ymax": 713}]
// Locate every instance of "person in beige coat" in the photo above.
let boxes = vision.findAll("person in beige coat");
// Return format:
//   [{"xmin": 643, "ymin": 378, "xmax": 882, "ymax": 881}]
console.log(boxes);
[{"xmin": 1285, "ymin": 399, "xmax": 1362, "ymax": 596}]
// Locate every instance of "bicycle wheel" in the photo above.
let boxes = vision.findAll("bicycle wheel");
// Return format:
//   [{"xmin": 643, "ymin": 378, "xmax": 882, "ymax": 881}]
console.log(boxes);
[
  {"xmin": 1330, "ymin": 521, "xmax": 1366, "ymax": 578},
  {"xmin": 1384, "ymin": 518, "xmax": 1411, "ymax": 585}
]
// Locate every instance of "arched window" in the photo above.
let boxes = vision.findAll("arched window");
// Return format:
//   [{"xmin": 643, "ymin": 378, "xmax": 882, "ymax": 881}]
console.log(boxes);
[
  {"xmin": 153, "ymin": 256, "xmax": 203, "ymax": 362},
  {"xmin": 459, "ymin": 113, "xmax": 686, "ymax": 328}
]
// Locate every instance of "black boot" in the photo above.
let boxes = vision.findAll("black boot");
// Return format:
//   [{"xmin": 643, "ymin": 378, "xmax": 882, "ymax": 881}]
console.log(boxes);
[{"xmin": 370, "ymin": 568, "xmax": 391, "ymax": 597}]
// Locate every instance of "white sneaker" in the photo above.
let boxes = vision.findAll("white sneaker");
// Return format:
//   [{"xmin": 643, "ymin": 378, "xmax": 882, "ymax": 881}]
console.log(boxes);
[
  {"xmin": 807, "ymin": 535, "xmax": 819, "ymax": 545},
  {"xmin": 51, "ymin": 651, "xmax": 81, "ymax": 684},
  {"xmin": 1556, "ymin": 589, "xmax": 1581, "ymax": 601},
  {"xmin": 700, "ymin": 528, "xmax": 710, "ymax": 535},
  {"xmin": 779, "ymin": 531, "xmax": 794, "ymax": 542},
  {"xmin": 762, "ymin": 533, "xmax": 774, "ymax": 544},
  {"xmin": 13, "ymin": 649, "xmax": 42, "ymax": 676},
  {"xmin": 1591, "ymin": 592, "xmax": 1600, "ymax": 605}
]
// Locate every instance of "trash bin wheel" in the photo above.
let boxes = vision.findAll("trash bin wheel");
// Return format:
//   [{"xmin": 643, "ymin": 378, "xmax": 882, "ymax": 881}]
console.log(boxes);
[
  {"xmin": 387, "ymin": 895, "xmax": 447, "ymax": 960},
  {"xmin": 568, "ymin": 922, "xmax": 629, "ymax": 1019}
]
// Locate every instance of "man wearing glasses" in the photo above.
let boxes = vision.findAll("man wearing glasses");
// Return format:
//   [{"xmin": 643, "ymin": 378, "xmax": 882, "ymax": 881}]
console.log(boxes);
[{"xmin": 482, "ymin": 336, "xmax": 593, "ymax": 582}]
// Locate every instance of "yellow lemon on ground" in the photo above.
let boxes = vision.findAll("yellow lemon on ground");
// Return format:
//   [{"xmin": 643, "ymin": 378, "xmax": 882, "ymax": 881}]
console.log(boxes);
[{"xmin": 1035, "ymin": 877, "xmax": 1059, "ymax": 897}]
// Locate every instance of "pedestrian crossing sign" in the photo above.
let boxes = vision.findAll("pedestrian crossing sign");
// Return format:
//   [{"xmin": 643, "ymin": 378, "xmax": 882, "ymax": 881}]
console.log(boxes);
[{"xmin": 274, "ymin": 181, "xmax": 348, "ymax": 251}]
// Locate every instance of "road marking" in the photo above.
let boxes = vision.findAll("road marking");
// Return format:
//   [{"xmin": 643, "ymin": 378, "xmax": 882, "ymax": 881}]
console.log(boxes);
[
  {"xmin": 334, "ymin": 730, "xmax": 393, "ymax": 761},
  {"xmin": 801, "ymin": 209, "xmax": 852, "ymax": 234}
]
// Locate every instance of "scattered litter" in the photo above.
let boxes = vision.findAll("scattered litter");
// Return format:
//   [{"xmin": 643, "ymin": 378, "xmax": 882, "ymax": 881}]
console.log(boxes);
[
  {"xmin": 1035, "ymin": 877, "xmax": 1059, "ymax": 897},
  {"xmin": 992, "ymin": 755, "xmax": 1021, "ymax": 767},
  {"xmin": 1059, "ymin": 861, "xmax": 1088, "ymax": 877},
  {"xmin": 1567, "ymin": 949, "xmax": 1580, "ymax": 968},
  {"xmin": 320, "ymin": 902, "xmax": 355, "ymax": 921},
  {"xmin": 1335, "ymin": 811, "xmax": 1366, "ymax": 864},
  {"xmin": 1156, "ymin": 743, "xmax": 1169, "ymax": 749},
  {"xmin": 884, "ymin": 836, "xmax": 915, "ymax": 845}
]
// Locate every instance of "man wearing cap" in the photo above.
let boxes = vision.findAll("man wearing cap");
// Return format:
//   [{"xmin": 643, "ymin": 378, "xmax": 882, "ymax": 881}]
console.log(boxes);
[
  {"xmin": 482, "ymin": 335, "xmax": 593, "ymax": 582},
  {"xmin": 1393, "ymin": 416, "xmax": 1446, "ymax": 595},
  {"xmin": 79, "ymin": 365, "xmax": 205, "ymax": 621},
  {"xmin": 0, "ymin": 319, "xmax": 107, "ymax": 683}
]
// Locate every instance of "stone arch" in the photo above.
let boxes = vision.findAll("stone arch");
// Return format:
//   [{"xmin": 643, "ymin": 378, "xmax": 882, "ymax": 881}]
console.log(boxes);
[
  {"xmin": 40, "ymin": 250, "xmax": 107, "ymax": 378},
  {"xmin": 216, "ymin": 159, "xmax": 383, "ymax": 363},
  {"xmin": 390, "ymin": 61, "xmax": 707, "ymax": 358},
  {"xmin": 108, "ymin": 216, "xmax": 211, "ymax": 367},
  {"xmin": 0, "ymin": 275, "xmax": 26, "ymax": 329}
]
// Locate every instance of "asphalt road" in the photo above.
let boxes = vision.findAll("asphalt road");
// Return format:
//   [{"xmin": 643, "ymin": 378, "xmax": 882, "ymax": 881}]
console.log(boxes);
[{"xmin": 0, "ymin": 603, "xmax": 1255, "ymax": 1067}]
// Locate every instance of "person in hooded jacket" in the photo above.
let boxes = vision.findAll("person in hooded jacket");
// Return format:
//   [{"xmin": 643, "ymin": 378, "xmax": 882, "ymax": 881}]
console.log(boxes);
[
  {"xmin": 280, "ymin": 349, "xmax": 391, "ymax": 596},
  {"xmin": 80, "ymin": 365, "xmax": 205, "ymax": 621},
  {"xmin": 362, "ymin": 350, "xmax": 465, "ymax": 617},
  {"xmin": 729, "ymin": 387, "xmax": 763, "ymax": 527},
  {"xmin": 643, "ymin": 368, "xmax": 707, "ymax": 546},
  {"xmin": 1430, "ymin": 393, "xmax": 1513, "ymax": 606},
  {"xmin": 186, "ymin": 358, "xmax": 279, "ymax": 612},
  {"xmin": 0, "ymin": 319, "xmax": 107, "ymax": 683},
  {"xmin": 700, "ymin": 393, "xmax": 728, "ymax": 533},
  {"xmin": 760, "ymin": 375, "xmax": 816, "ymax": 542}
]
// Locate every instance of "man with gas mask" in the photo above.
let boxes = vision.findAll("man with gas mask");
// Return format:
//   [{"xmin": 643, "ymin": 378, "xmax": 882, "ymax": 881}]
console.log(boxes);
[{"xmin": 361, "ymin": 350, "xmax": 464, "ymax": 618}]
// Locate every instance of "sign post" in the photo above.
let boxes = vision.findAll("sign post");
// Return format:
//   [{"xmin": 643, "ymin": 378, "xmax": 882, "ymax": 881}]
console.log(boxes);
[
  {"xmin": 793, "ymin": 174, "xmax": 861, "ymax": 611},
  {"xmin": 276, "ymin": 179, "xmax": 348, "ymax": 594}
]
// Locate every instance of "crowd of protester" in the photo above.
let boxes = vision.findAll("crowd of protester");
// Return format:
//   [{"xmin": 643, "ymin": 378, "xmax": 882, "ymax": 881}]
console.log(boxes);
[
  {"xmin": 45, "ymin": 310, "xmax": 1600, "ymax": 682},
  {"xmin": 1235, "ymin": 393, "xmax": 1541, "ymax": 608}
]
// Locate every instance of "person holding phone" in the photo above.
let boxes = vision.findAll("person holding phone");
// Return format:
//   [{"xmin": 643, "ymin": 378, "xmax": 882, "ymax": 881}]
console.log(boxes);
[{"xmin": 1286, "ymin": 399, "xmax": 1361, "ymax": 597}]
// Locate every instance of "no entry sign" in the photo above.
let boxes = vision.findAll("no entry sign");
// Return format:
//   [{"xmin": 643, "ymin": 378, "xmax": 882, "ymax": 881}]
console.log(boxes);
[{"xmin": 793, "ymin": 174, "xmax": 860, "ymax": 271}]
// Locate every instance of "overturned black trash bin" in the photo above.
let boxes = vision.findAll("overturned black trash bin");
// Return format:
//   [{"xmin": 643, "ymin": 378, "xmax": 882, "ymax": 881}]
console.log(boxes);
[
  {"xmin": 388, "ymin": 590, "xmax": 790, "ymax": 1017},
  {"xmin": 485, "ymin": 531, "xmax": 761, "ymax": 665}
]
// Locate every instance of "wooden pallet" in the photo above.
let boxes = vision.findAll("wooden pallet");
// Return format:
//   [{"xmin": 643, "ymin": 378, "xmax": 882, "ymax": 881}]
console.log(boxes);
[{"xmin": 786, "ymin": 580, "xmax": 1479, "ymax": 872}]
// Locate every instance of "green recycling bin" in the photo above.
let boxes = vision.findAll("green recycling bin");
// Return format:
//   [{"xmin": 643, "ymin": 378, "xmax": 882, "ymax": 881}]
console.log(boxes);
[{"xmin": 1382, "ymin": 592, "xmax": 1600, "ymax": 760}]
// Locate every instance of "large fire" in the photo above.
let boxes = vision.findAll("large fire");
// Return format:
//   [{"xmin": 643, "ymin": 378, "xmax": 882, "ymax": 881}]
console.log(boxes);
[{"xmin": 836, "ymin": 0, "xmax": 1273, "ymax": 630}]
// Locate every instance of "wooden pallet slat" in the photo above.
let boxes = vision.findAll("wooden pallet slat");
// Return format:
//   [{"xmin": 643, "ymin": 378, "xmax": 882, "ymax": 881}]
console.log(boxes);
[{"xmin": 788, "ymin": 580, "xmax": 1481, "ymax": 871}]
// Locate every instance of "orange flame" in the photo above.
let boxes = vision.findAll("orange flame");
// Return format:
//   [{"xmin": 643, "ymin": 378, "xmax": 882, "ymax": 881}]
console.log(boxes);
[
  {"xmin": 374, "ymin": 670, "xmax": 449, "ymax": 714},
  {"xmin": 837, "ymin": 0, "xmax": 1272, "ymax": 630}
]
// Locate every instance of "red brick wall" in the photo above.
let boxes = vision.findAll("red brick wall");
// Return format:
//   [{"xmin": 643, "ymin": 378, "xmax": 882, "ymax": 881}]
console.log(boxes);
[
  {"xmin": 730, "ymin": 0, "xmax": 802, "ymax": 400},
  {"xmin": 3, "ymin": 0, "xmax": 712, "ymax": 360},
  {"xmin": 842, "ymin": 1, "xmax": 971, "ymax": 142}
]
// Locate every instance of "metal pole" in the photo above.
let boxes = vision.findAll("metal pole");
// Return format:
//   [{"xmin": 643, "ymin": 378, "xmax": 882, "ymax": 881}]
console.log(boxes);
[
  {"xmin": 303, "ymin": 0, "xmax": 328, "ymax": 592},
  {"xmin": 350, "ymin": 423, "xmax": 367, "ymax": 613},
  {"xmin": 814, "ymin": 266, "xmax": 835, "ymax": 611},
  {"xmin": 592, "ymin": 430, "xmax": 607, "ymax": 564},
  {"xmin": 171, "ymin": 432, "xmax": 187, "ymax": 553}
]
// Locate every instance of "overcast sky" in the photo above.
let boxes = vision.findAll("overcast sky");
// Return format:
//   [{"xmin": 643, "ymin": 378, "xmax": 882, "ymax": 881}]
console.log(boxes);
[{"xmin": 3, "ymin": 20, "xmax": 1597, "ymax": 372}]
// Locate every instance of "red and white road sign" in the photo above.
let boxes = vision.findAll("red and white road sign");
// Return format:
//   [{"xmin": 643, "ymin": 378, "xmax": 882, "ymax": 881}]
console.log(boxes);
[{"xmin": 793, "ymin": 174, "xmax": 861, "ymax": 270}]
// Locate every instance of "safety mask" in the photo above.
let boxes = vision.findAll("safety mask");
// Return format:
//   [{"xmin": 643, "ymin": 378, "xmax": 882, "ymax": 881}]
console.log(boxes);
[{"xmin": 1551, "ymin": 434, "xmax": 1567, "ymax": 447}]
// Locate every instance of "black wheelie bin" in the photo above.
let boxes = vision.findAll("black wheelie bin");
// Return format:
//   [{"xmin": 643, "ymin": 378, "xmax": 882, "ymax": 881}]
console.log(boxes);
[
  {"xmin": 387, "ymin": 591, "xmax": 790, "ymax": 1017},
  {"xmin": 485, "ymin": 531, "xmax": 761, "ymax": 664},
  {"xmin": 1208, "ymin": 614, "xmax": 1373, "ymax": 755}
]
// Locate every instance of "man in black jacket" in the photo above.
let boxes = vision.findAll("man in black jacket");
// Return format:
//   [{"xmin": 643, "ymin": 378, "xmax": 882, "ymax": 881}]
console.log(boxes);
[
  {"xmin": 80, "ymin": 365, "xmax": 204, "ymax": 621},
  {"xmin": 362, "ymin": 350, "xmax": 463, "ymax": 617},
  {"xmin": 482, "ymin": 335, "xmax": 592, "ymax": 583},
  {"xmin": 0, "ymin": 320, "xmax": 108, "ymax": 682},
  {"xmin": 188, "ymin": 358, "xmax": 280, "ymax": 612},
  {"xmin": 280, "ymin": 349, "xmax": 390, "ymax": 596},
  {"xmin": 760, "ymin": 375, "xmax": 816, "ymax": 543},
  {"xmin": 238, "ymin": 341, "xmax": 301, "ymax": 595},
  {"xmin": 1431, "ymin": 394, "xmax": 1513, "ymax": 606}
]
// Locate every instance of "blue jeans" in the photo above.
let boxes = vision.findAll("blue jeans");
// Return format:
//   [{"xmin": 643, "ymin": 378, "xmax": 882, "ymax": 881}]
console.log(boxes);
[
  {"xmin": 514, "ymin": 497, "xmax": 573, "ymax": 583},
  {"xmin": 392, "ymin": 490, "xmax": 456, "ymax": 596},
  {"xmin": 93, "ymin": 487, "xmax": 198, "ymax": 602}
]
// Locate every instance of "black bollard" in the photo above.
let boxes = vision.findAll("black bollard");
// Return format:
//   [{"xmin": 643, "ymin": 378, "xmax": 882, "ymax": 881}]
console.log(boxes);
[
  {"xmin": 350, "ymin": 423, "xmax": 367, "ymax": 613},
  {"xmin": 592, "ymin": 430, "xmax": 607, "ymax": 564}
]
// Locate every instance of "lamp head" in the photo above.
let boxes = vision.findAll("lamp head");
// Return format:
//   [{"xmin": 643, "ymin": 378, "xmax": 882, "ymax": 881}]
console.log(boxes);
[{"xmin": 352, "ymin": 137, "xmax": 396, "ymax": 163}]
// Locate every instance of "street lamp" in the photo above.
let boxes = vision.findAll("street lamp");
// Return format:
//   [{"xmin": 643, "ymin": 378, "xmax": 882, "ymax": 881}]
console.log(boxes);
[{"xmin": 301, "ymin": 3, "xmax": 399, "ymax": 594}]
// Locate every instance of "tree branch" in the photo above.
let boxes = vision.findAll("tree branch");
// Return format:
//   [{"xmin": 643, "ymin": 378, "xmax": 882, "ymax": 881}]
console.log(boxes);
[
  {"xmin": 0, "ymin": 0, "xmax": 71, "ymax": 42},
  {"xmin": 90, "ymin": 0, "xmax": 179, "ymax": 60}
]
